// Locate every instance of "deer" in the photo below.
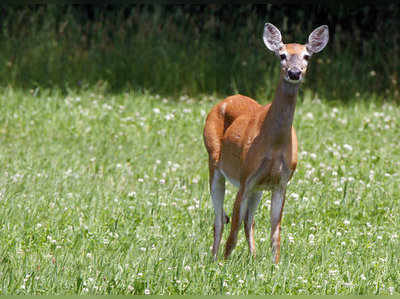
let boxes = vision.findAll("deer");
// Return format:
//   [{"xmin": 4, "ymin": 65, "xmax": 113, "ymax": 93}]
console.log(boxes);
[{"xmin": 203, "ymin": 23, "xmax": 329, "ymax": 263}]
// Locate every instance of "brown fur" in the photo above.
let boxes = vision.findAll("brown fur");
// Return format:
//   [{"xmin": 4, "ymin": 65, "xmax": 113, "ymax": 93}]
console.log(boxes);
[{"xmin": 203, "ymin": 23, "xmax": 328, "ymax": 261}]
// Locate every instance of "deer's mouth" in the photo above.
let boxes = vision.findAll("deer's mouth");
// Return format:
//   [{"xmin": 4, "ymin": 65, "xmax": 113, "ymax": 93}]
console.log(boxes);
[{"xmin": 283, "ymin": 76, "xmax": 302, "ymax": 84}]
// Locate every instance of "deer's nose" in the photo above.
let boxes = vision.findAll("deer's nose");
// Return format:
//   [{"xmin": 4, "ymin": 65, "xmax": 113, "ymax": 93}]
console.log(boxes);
[{"xmin": 288, "ymin": 68, "xmax": 301, "ymax": 80}]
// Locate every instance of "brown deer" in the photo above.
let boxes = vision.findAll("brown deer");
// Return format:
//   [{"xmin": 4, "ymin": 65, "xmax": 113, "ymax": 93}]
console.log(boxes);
[{"xmin": 203, "ymin": 23, "xmax": 329, "ymax": 263}]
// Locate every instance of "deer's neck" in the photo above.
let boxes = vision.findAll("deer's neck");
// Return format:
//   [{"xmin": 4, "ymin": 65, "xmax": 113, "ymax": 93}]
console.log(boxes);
[{"xmin": 262, "ymin": 76, "xmax": 299, "ymax": 146}]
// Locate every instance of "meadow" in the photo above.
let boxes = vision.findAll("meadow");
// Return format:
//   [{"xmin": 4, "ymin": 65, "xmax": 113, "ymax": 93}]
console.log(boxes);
[
  {"xmin": 0, "ymin": 4, "xmax": 399, "ymax": 295},
  {"xmin": 0, "ymin": 87, "xmax": 399, "ymax": 295}
]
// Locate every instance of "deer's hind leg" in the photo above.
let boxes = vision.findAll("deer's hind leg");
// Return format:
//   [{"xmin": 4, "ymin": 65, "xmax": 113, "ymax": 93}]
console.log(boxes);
[
  {"xmin": 209, "ymin": 159, "xmax": 229, "ymax": 259},
  {"xmin": 224, "ymin": 183, "xmax": 251, "ymax": 259},
  {"xmin": 204, "ymin": 109, "xmax": 230, "ymax": 259}
]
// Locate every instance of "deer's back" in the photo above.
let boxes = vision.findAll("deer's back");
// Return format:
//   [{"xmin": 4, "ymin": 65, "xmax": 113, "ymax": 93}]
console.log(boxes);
[{"xmin": 203, "ymin": 94, "xmax": 264, "ymax": 165}]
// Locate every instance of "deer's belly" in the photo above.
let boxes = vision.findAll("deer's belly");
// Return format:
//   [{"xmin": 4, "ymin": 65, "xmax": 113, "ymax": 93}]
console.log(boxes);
[{"xmin": 218, "ymin": 150, "xmax": 241, "ymax": 188}]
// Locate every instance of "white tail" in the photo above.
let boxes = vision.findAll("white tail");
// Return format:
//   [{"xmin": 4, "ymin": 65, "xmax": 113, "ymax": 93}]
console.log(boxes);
[{"xmin": 203, "ymin": 23, "xmax": 328, "ymax": 262}]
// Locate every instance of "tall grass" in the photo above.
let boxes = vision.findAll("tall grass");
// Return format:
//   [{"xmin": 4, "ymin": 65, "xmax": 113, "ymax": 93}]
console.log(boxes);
[
  {"xmin": 0, "ymin": 4, "xmax": 399, "ymax": 295},
  {"xmin": 0, "ymin": 88, "xmax": 399, "ymax": 294},
  {"xmin": 0, "ymin": 5, "xmax": 398, "ymax": 101}
]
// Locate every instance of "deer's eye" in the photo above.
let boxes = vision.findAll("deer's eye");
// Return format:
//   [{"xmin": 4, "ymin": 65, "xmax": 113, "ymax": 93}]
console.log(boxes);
[
  {"xmin": 280, "ymin": 54, "xmax": 286, "ymax": 60},
  {"xmin": 304, "ymin": 54, "xmax": 310, "ymax": 61}
]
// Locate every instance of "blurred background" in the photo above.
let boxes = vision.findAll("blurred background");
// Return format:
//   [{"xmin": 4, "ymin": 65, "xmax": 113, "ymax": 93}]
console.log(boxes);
[{"xmin": 0, "ymin": 4, "xmax": 398, "ymax": 101}]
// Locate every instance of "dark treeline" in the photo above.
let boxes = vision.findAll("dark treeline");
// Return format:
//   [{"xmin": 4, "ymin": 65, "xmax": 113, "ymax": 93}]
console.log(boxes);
[
  {"xmin": 3, "ymin": 3, "xmax": 397, "ymax": 47},
  {"xmin": 0, "ymin": 4, "xmax": 398, "ymax": 100}
]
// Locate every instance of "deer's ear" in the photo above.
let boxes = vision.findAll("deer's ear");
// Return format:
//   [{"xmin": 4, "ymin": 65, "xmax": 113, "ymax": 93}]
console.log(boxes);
[
  {"xmin": 306, "ymin": 25, "xmax": 329, "ymax": 53},
  {"xmin": 263, "ymin": 23, "xmax": 284, "ymax": 53}
]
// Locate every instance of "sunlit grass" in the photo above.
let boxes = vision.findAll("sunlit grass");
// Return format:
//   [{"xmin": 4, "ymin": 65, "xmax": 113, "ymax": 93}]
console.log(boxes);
[{"xmin": 0, "ymin": 88, "xmax": 399, "ymax": 294}]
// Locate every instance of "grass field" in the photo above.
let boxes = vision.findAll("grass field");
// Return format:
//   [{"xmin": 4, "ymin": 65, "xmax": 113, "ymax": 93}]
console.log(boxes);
[{"xmin": 0, "ymin": 87, "xmax": 399, "ymax": 295}]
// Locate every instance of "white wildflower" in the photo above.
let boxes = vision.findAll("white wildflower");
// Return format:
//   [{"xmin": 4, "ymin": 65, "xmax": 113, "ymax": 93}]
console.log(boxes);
[
  {"xmin": 329, "ymin": 269, "xmax": 338, "ymax": 275},
  {"xmin": 343, "ymin": 144, "xmax": 353, "ymax": 151},
  {"xmin": 291, "ymin": 193, "xmax": 299, "ymax": 200},
  {"xmin": 165, "ymin": 113, "xmax": 174, "ymax": 121},
  {"xmin": 305, "ymin": 112, "xmax": 314, "ymax": 120}
]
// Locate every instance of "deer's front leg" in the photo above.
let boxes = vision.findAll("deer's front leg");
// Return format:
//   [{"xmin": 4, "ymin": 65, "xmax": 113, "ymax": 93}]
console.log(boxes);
[
  {"xmin": 224, "ymin": 186, "xmax": 249, "ymax": 258},
  {"xmin": 244, "ymin": 191, "xmax": 262, "ymax": 257},
  {"xmin": 270, "ymin": 186, "xmax": 286, "ymax": 264}
]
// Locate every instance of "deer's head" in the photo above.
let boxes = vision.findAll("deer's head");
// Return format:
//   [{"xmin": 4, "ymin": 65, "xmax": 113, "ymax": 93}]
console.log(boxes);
[{"xmin": 263, "ymin": 23, "xmax": 329, "ymax": 84}]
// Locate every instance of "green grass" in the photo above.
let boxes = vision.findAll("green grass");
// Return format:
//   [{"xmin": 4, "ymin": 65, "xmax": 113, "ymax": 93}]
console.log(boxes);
[{"xmin": 0, "ymin": 87, "xmax": 399, "ymax": 295}]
